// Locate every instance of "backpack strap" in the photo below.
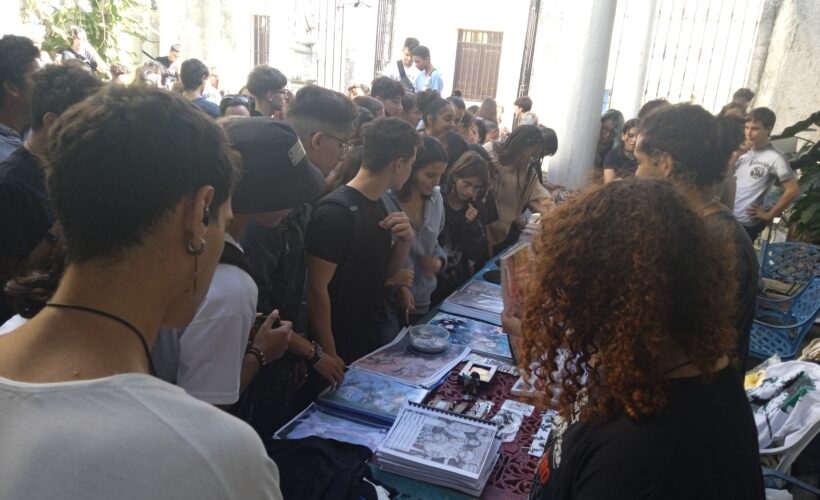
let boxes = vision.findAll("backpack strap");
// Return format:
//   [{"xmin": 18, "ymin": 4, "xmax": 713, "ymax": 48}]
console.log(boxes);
[
  {"xmin": 219, "ymin": 241, "xmax": 253, "ymax": 277},
  {"xmin": 318, "ymin": 190, "xmax": 363, "ymax": 270},
  {"xmin": 397, "ymin": 60, "xmax": 415, "ymax": 93}
]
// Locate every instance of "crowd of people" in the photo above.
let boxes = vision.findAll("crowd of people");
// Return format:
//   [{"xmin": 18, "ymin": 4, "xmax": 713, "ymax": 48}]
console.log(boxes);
[{"xmin": 0, "ymin": 27, "xmax": 799, "ymax": 499}]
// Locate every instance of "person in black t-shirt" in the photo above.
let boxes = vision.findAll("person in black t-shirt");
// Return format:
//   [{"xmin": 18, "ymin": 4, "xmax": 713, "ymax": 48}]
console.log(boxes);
[
  {"xmin": 0, "ymin": 65, "xmax": 101, "ymax": 322},
  {"xmin": 603, "ymin": 117, "xmax": 638, "ymax": 183},
  {"xmin": 306, "ymin": 118, "xmax": 421, "ymax": 370},
  {"xmin": 522, "ymin": 179, "xmax": 763, "ymax": 500},
  {"xmin": 634, "ymin": 103, "xmax": 757, "ymax": 370}
]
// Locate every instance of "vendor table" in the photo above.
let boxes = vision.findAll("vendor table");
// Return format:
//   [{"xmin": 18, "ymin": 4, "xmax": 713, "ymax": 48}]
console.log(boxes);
[{"xmin": 370, "ymin": 359, "xmax": 544, "ymax": 499}]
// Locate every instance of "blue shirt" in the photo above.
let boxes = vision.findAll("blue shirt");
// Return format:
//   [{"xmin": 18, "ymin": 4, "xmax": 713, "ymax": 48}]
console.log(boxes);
[
  {"xmin": 192, "ymin": 97, "xmax": 220, "ymax": 118},
  {"xmin": 0, "ymin": 123, "xmax": 23, "ymax": 163},
  {"xmin": 382, "ymin": 187, "xmax": 447, "ymax": 314},
  {"xmin": 415, "ymin": 69, "xmax": 444, "ymax": 93}
]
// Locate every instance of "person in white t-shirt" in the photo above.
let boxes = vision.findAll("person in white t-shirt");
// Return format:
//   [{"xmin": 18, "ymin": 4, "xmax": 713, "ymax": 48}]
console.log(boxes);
[
  {"xmin": 0, "ymin": 85, "xmax": 282, "ymax": 500},
  {"xmin": 732, "ymin": 107, "xmax": 800, "ymax": 241},
  {"xmin": 382, "ymin": 37, "xmax": 420, "ymax": 94}
]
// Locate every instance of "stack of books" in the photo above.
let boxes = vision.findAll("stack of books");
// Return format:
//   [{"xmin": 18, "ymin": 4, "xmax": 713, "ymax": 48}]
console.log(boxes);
[
  {"xmin": 440, "ymin": 279, "xmax": 504, "ymax": 325},
  {"xmin": 375, "ymin": 401, "xmax": 502, "ymax": 496}
]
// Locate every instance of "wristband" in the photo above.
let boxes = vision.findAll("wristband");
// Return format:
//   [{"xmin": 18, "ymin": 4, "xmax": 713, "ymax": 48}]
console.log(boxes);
[
  {"xmin": 246, "ymin": 346, "xmax": 266, "ymax": 367},
  {"xmin": 307, "ymin": 341, "xmax": 323, "ymax": 367}
]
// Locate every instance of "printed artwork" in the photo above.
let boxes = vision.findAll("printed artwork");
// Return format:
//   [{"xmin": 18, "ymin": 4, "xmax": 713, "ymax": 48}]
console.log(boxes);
[
  {"xmin": 500, "ymin": 242, "xmax": 534, "ymax": 319},
  {"xmin": 353, "ymin": 330, "xmax": 469, "ymax": 387},
  {"xmin": 382, "ymin": 406, "xmax": 497, "ymax": 477},
  {"xmin": 274, "ymin": 404, "xmax": 389, "ymax": 451},
  {"xmin": 427, "ymin": 313, "xmax": 512, "ymax": 359},
  {"xmin": 447, "ymin": 280, "xmax": 504, "ymax": 315},
  {"xmin": 318, "ymin": 368, "xmax": 429, "ymax": 422},
  {"xmin": 529, "ymin": 410, "xmax": 559, "ymax": 457},
  {"xmin": 491, "ymin": 399, "xmax": 536, "ymax": 443}
]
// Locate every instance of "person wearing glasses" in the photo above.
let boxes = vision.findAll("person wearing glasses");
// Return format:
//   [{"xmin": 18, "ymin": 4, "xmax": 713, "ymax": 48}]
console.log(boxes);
[
  {"xmin": 286, "ymin": 85, "xmax": 359, "ymax": 177},
  {"xmin": 237, "ymin": 85, "xmax": 359, "ymax": 425},
  {"xmin": 245, "ymin": 65, "xmax": 289, "ymax": 119}
]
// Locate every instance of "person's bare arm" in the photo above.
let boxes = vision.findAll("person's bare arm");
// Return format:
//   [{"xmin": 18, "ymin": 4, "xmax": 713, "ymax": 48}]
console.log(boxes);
[
  {"xmin": 307, "ymin": 254, "xmax": 339, "ymax": 357},
  {"xmin": 603, "ymin": 168, "xmax": 617, "ymax": 184},
  {"xmin": 748, "ymin": 178, "xmax": 800, "ymax": 222},
  {"xmin": 382, "ymin": 212, "xmax": 415, "ymax": 277},
  {"xmin": 288, "ymin": 333, "xmax": 345, "ymax": 384}
]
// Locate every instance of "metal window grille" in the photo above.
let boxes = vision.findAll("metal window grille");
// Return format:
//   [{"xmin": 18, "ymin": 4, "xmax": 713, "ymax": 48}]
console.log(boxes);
[
  {"xmin": 452, "ymin": 30, "xmax": 504, "ymax": 100},
  {"xmin": 373, "ymin": 0, "xmax": 396, "ymax": 76},
  {"xmin": 253, "ymin": 15, "xmax": 271, "ymax": 66},
  {"xmin": 640, "ymin": 0, "xmax": 764, "ymax": 113}
]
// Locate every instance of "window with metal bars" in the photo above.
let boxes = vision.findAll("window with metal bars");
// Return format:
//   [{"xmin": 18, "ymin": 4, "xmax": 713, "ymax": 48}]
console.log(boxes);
[
  {"xmin": 253, "ymin": 15, "xmax": 270, "ymax": 66},
  {"xmin": 452, "ymin": 30, "xmax": 504, "ymax": 101}
]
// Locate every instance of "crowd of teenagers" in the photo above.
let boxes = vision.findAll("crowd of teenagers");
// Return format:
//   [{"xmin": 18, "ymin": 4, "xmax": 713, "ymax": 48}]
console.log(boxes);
[{"xmin": 0, "ymin": 30, "xmax": 796, "ymax": 499}]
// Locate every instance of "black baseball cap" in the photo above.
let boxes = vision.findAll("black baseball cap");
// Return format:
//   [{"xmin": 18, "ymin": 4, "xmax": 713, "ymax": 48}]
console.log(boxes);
[{"xmin": 224, "ymin": 117, "xmax": 325, "ymax": 213}]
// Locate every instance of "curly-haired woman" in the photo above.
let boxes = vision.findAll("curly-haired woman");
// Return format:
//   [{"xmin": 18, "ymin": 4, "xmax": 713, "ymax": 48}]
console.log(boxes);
[
  {"xmin": 635, "ymin": 103, "xmax": 757, "ymax": 370},
  {"xmin": 523, "ymin": 178, "xmax": 763, "ymax": 499}
]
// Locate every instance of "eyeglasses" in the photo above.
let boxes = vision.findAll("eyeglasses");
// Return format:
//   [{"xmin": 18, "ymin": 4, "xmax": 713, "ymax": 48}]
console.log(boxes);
[
  {"xmin": 273, "ymin": 88, "xmax": 294, "ymax": 101},
  {"xmin": 324, "ymin": 133, "xmax": 354, "ymax": 154}
]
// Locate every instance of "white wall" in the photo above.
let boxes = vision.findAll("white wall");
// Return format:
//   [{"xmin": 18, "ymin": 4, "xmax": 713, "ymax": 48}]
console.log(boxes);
[
  {"xmin": 752, "ymin": 0, "xmax": 820, "ymax": 135},
  {"xmin": 391, "ymin": 0, "xmax": 531, "ymax": 124}
]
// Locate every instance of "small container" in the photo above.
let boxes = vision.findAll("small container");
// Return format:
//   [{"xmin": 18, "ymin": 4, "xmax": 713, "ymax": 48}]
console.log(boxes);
[{"xmin": 408, "ymin": 324, "xmax": 450, "ymax": 354}]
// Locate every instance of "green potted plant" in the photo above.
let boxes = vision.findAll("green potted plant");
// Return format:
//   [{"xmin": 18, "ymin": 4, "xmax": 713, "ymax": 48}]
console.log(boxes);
[{"xmin": 773, "ymin": 111, "xmax": 820, "ymax": 243}]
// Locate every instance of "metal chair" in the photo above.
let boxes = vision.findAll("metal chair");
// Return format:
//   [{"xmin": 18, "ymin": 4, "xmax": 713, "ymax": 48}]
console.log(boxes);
[{"xmin": 749, "ymin": 276, "xmax": 820, "ymax": 360}]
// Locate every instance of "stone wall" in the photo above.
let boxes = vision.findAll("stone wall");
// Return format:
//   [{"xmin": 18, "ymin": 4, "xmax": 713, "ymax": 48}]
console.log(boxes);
[{"xmin": 750, "ymin": 0, "xmax": 820, "ymax": 136}]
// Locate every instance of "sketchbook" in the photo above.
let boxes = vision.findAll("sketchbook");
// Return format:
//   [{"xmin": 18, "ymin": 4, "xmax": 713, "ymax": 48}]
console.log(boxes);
[
  {"xmin": 375, "ymin": 401, "xmax": 502, "ymax": 496},
  {"xmin": 273, "ymin": 403, "xmax": 390, "ymax": 452},
  {"xmin": 317, "ymin": 368, "xmax": 429, "ymax": 424},
  {"xmin": 352, "ymin": 328, "xmax": 470, "ymax": 388},
  {"xmin": 426, "ymin": 313, "xmax": 513, "ymax": 360},
  {"xmin": 440, "ymin": 279, "xmax": 504, "ymax": 325}
]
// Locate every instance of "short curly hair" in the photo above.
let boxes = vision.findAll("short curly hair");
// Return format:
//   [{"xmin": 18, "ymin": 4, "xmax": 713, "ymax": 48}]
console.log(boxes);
[
  {"xmin": 638, "ymin": 103, "xmax": 744, "ymax": 187},
  {"xmin": 246, "ymin": 65, "xmax": 287, "ymax": 99},
  {"xmin": 46, "ymin": 85, "xmax": 238, "ymax": 264},
  {"xmin": 0, "ymin": 35, "xmax": 39, "ymax": 103},
  {"xmin": 360, "ymin": 117, "xmax": 420, "ymax": 173},
  {"xmin": 371, "ymin": 76, "xmax": 404, "ymax": 101},
  {"xmin": 521, "ymin": 178, "xmax": 737, "ymax": 422},
  {"xmin": 31, "ymin": 64, "xmax": 102, "ymax": 131}
]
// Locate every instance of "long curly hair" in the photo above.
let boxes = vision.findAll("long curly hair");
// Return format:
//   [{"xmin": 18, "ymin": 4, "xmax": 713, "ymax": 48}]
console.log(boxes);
[{"xmin": 521, "ymin": 178, "xmax": 737, "ymax": 422}]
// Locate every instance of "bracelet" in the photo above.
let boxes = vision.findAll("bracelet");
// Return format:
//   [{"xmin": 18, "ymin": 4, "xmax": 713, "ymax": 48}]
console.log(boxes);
[
  {"xmin": 307, "ymin": 341, "xmax": 323, "ymax": 368},
  {"xmin": 246, "ymin": 346, "xmax": 266, "ymax": 367}
]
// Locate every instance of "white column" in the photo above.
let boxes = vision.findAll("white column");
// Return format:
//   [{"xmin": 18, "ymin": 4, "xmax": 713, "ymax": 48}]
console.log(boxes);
[
  {"xmin": 529, "ymin": 0, "xmax": 618, "ymax": 189},
  {"xmin": 608, "ymin": 0, "xmax": 658, "ymax": 118}
]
